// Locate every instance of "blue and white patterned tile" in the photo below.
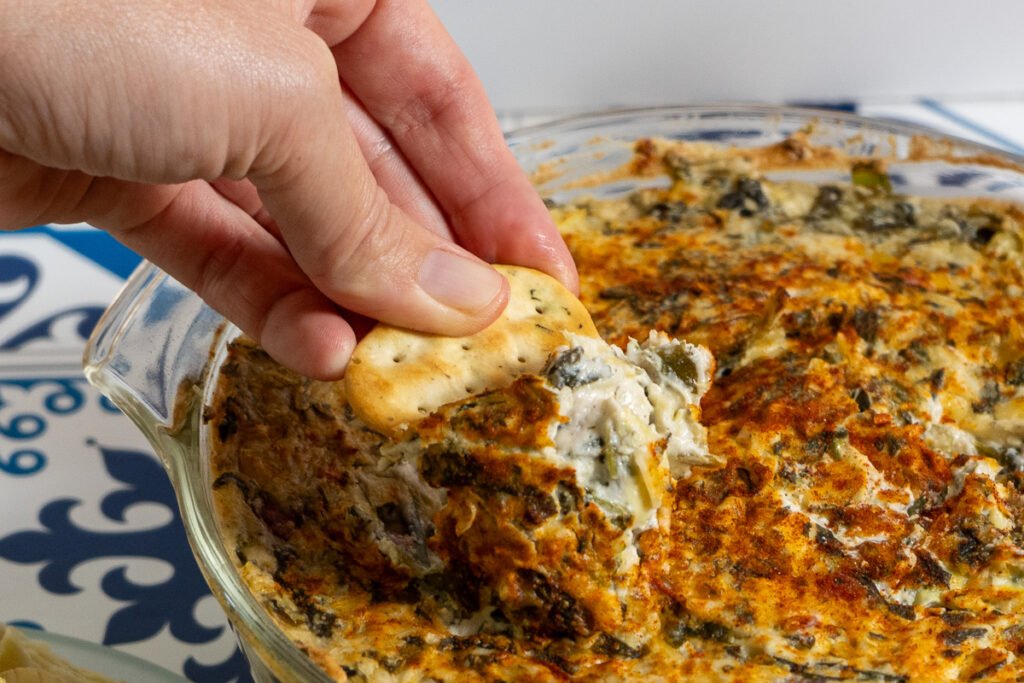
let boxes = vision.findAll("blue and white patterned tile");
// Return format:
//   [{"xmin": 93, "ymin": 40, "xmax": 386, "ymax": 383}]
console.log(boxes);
[
  {"xmin": 0, "ymin": 373, "xmax": 252, "ymax": 682},
  {"xmin": 0, "ymin": 230, "xmax": 136, "ymax": 370},
  {"xmin": 0, "ymin": 224, "xmax": 251, "ymax": 680}
]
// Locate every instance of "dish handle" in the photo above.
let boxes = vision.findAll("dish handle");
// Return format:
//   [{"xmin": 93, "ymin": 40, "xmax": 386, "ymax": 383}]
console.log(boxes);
[{"xmin": 82, "ymin": 261, "xmax": 227, "ymax": 469}]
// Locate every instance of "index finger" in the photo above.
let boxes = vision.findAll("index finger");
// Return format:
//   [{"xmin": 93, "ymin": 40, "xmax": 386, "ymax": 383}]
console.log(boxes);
[{"xmin": 323, "ymin": 0, "xmax": 579, "ymax": 293}]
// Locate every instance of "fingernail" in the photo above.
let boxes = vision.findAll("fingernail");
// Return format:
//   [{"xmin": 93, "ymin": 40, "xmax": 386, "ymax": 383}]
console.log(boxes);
[{"xmin": 418, "ymin": 249, "xmax": 505, "ymax": 313}]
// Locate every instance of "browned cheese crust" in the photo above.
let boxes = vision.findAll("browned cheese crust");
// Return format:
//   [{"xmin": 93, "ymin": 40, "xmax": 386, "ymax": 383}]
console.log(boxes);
[
  {"xmin": 415, "ymin": 376, "xmax": 664, "ymax": 645},
  {"xmin": 208, "ymin": 136, "xmax": 1024, "ymax": 681}
]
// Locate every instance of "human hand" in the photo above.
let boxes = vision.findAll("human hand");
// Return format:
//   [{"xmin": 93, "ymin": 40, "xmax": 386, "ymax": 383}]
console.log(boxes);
[{"xmin": 0, "ymin": 0, "xmax": 577, "ymax": 378}]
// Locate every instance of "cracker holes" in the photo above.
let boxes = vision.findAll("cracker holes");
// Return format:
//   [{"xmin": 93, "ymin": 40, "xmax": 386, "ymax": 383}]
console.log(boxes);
[
  {"xmin": 392, "ymin": 354, "xmax": 406, "ymax": 363},
  {"xmin": 461, "ymin": 343, "xmax": 472, "ymax": 351}
]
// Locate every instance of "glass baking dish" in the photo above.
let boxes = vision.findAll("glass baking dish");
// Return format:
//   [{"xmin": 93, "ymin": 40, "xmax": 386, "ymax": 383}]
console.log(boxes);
[{"xmin": 82, "ymin": 105, "xmax": 1024, "ymax": 682}]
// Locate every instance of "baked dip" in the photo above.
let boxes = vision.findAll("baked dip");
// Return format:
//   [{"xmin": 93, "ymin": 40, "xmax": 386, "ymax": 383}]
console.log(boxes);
[{"xmin": 207, "ymin": 136, "xmax": 1024, "ymax": 681}]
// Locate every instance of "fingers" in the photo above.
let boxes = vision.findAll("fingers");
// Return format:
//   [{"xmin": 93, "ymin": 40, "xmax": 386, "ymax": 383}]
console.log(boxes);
[
  {"xmin": 1, "ymin": 0, "xmax": 550, "ymax": 378},
  {"xmin": 114, "ymin": 183, "xmax": 358, "ymax": 379},
  {"xmin": 245, "ymin": 33, "xmax": 509, "ymax": 334},
  {"xmin": 213, "ymin": 89, "xmax": 452, "ymax": 243},
  {"xmin": 318, "ymin": 0, "xmax": 579, "ymax": 293},
  {"xmin": 341, "ymin": 85, "xmax": 451, "ymax": 240},
  {"xmin": 210, "ymin": 178, "xmax": 281, "ymax": 238},
  {"xmin": 0, "ymin": 141, "xmax": 444, "ymax": 379},
  {"xmin": 3, "ymin": 164, "xmax": 359, "ymax": 378},
  {"xmin": 298, "ymin": 0, "xmax": 375, "ymax": 51},
  {"xmin": 8, "ymin": 0, "xmax": 510, "ymax": 339},
  {"xmin": 211, "ymin": 90, "xmax": 452, "ymax": 243},
  {"xmin": 0, "ymin": 150, "xmax": 88, "ymax": 230}
]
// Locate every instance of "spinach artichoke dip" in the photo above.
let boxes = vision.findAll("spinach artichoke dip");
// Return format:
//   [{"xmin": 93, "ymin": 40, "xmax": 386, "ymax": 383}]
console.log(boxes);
[{"xmin": 207, "ymin": 135, "xmax": 1024, "ymax": 681}]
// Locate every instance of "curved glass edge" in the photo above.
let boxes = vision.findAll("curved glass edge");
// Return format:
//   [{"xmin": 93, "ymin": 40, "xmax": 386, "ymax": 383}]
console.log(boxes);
[
  {"xmin": 506, "ymin": 105, "xmax": 1024, "ymax": 204},
  {"xmin": 506, "ymin": 104, "xmax": 1024, "ymax": 163},
  {"xmin": 173, "ymin": 372, "xmax": 330, "ymax": 683},
  {"xmin": 83, "ymin": 261, "xmax": 328, "ymax": 683},
  {"xmin": 82, "ymin": 261, "xmax": 226, "ymax": 442}
]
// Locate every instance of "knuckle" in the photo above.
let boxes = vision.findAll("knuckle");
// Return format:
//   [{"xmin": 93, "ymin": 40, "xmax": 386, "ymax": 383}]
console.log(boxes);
[
  {"xmin": 303, "ymin": 0, "xmax": 377, "ymax": 44},
  {"xmin": 273, "ymin": 35, "xmax": 339, "ymax": 111},
  {"xmin": 385, "ymin": 64, "xmax": 473, "ymax": 138},
  {"xmin": 363, "ymin": 134, "xmax": 397, "ymax": 175}
]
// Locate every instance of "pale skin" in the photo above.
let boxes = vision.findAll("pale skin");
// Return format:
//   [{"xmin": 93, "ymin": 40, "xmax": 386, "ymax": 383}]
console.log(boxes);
[{"xmin": 0, "ymin": 0, "xmax": 578, "ymax": 379}]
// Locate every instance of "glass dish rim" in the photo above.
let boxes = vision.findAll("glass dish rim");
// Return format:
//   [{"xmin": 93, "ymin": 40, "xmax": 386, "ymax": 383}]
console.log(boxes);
[{"xmin": 504, "ymin": 103, "xmax": 1024, "ymax": 170}]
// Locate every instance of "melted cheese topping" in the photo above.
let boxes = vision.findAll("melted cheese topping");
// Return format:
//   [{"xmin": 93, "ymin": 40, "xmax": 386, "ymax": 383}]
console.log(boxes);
[
  {"xmin": 208, "ymin": 137, "xmax": 1024, "ymax": 681},
  {"xmin": 546, "ymin": 332, "xmax": 713, "ymax": 533}
]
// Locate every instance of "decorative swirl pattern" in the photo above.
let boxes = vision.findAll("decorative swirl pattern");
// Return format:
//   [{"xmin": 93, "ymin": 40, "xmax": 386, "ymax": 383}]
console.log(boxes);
[
  {"xmin": 0, "ymin": 255, "xmax": 39, "ymax": 319},
  {"xmin": 0, "ymin": 412, "xmax": 45, "ymax": 440},
  {"xmin": 0, "ymin": 305, "xmax": 105, "ymax": 350},
  {"xmin": 40, "ymin": 379, "xmax": 86, "ymax": 414},
  {"xmin": 0, "ymin": 449, "xmax": 46, "ymax": 476},
  {"xmin": 0, "ymin": 369, "xmax": 252, "ymax": 679},
  {"xmin": 0, "ymin": 379, "xmax": 111, "ymax": 455},
  {"xmin": 0, "ymin": 252, "xmax": 105, "ymax": 351},
  {"xmin": 0, "ymin": 441, "xmax": 253, "ymax": 682}
]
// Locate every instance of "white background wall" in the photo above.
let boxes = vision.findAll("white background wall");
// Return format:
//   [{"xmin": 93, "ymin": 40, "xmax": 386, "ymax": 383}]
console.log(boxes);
[{"xmin": 430, "ymin": 1, "xmax": 1023, "ymax": 113}]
